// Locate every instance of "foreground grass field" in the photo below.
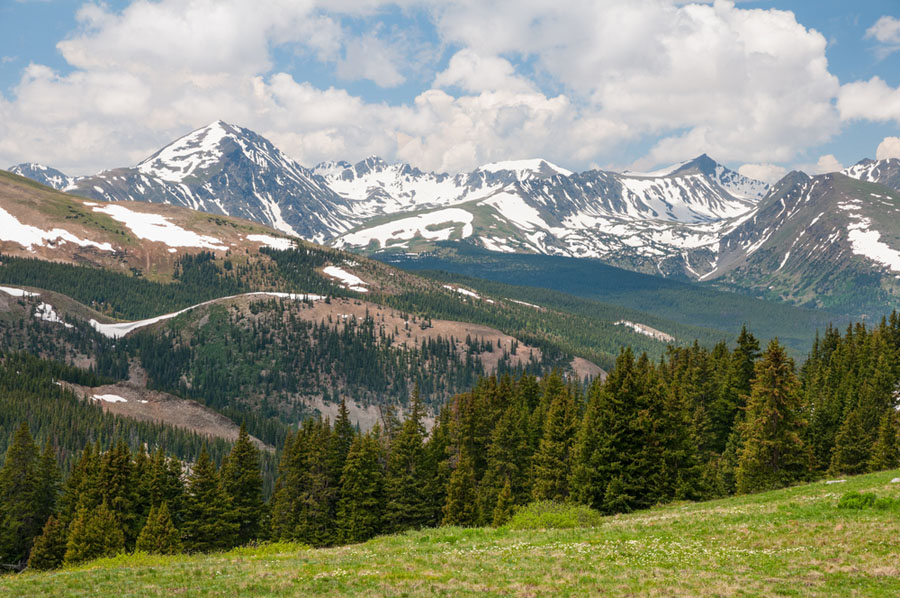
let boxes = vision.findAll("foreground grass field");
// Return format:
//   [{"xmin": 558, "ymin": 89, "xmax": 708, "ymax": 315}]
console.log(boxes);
[{"xmin": 3, "ymin": 470, "xmax": 899, "ymax": 597}]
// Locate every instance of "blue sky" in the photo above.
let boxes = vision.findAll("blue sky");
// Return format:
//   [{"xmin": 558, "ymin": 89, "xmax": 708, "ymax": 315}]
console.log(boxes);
[{"xmin": 1, "ymin": 0, "xmax": 899, "ymax": 181}]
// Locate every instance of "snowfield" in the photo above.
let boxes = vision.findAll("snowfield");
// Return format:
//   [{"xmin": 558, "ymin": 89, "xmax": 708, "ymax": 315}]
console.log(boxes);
[
  {"xmin": 323, "ymin": 266, "xmax": 369, "ymax": 292},
  {"xmin": 92, "ymin": 204, "xmax": 228, "ymax": 250},
  {"xmin": 92, "ymin": 394, "xmax": 128, "ymax": 404},
  {"xmin": 0, "ymin": 206, "xmax": 115, "ymax": 252},
  {"xmin": 335, "ymin": 208, "xmax": 474, "ymax": 249},
  {"xmin": 247, "ymin": 234, "xmax": 294, "ymax": 250}
]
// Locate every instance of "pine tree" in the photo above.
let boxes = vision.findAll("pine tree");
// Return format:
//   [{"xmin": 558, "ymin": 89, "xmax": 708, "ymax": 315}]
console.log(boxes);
[
  {"xmin": 492, "ymin": 478, "xmax": 515, "ymax": 527},
  {"xmin": 63, "ymin": 501, "xmax": 125, "ymax": 566},
  {"xmin": 531, "ymin": 372, "xmax": 576, "ymax": 502},
  {"xmin": 868, "ymin": 411, "xmax": 899, "ymax": 471},
  {"xmin": 34, "ymin": 441, "xmax": 61, "ymax": 536},
  {"xmin": 384, "ymin": 388, "xmax": 430, "ymax": 532},
  {"xmin": 98, "ymin": 440, "xmax": 139, "ymax": 546},
  {"xmin": 442, "ymin": 452, "xmax": 477, "ymax": 527},
  {"xmin": 736, "ymin": 340, "xmax": 811, "ymax": 494},
  {"xmin": 182, "ymin": 448, "xmax": 238, "ymax": 553},
  {"xmin": 27, "ymin": 516, "xmax": 67, "ymax": 571},
  {"xmin": 829, "ymin": 408, "xmax": 871, "ymax": 475},
  {"xmin": 0, "ymin": 422, "xmax": 41, "ymax": 568},
  {"xmin": 221, "ymin": 424, "xmax": 264, "ymax": 543},
  {"xmin": 336, "ymin": 432, "xmax": 385, "ymax": 544},
  {"xmin": 136, "ymin": 503, "xmax": 183, "ymax": 555}
]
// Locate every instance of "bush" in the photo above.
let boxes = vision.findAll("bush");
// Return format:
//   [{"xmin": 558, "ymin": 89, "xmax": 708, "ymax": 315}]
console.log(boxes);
[
  {"xmin": 504, "ymin": 501, "xmax": 604, "ymax": 530},
  {"xmin": 836, "ymin": 491, "xmax": 898, "ymax": 510}
]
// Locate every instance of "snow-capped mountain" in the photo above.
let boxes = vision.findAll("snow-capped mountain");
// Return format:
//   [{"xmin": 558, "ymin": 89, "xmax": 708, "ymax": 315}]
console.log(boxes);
[
  {"xmin": 842, "ymin": 158, "xmax": 900, "ymax": 192},
  {"xmin": 64, "ymin": 121, "xmax": 356, "ymax": 242},
  {"xmin": 703, "ymin": 170, "xmax": 900, "ymax": 313},
  {"xmin": 8, "ymin": 163, "xmax": 75, "ymax": 191},
  {"xmin": 332, "ymin": 154, "xmax": 768, "ymax": 277}
]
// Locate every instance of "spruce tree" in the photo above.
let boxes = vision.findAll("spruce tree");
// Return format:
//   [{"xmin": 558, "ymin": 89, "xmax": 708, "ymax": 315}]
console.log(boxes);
[
  {"xmin": 384, "ymin": 389, "xmax": 430, "ymax": 532},
  {"xmin": 182, "ymin": 448, "xmax": 238, "ymax": 553},
  {"xmin": 0, "ymin": 422, "xmax": 41, "ymax": 568},
  {"xmin": 136, "ymin": 503, "xmax": 183, "ymax": 555},
  {"xmin": 63, "ymin": 501, "xmax": 125, "ymax": 566},
  {"xmin": 829, "ymin": 408, "xmax": 871, "ymax": 475},
  {"xmin": 27, "ymin": 516, "xmax": 67, "ymax": 571},
  {"xmin": 492, "ymin": 478, "xmax": 515, "ymax": 527},
  {"xmin": 336, "ymin": 432, "xmax": 385, "ymax": 544},
  {"xmin": 221, "ymin": 424, "xmax": 264, "ymax": 543},
  {"xmin": 868, "ymin": 411, "xmax": 899, "ymax": 471},
  {"xmin": 531, "ymin": 372, "xmax": 576, "ymax": 502},
  {"xmin": 442, "ymin": 452, "xmax": 477, "ymax": 526},
  {"xmin": 736, "ymin": 340, "xmax": 811, "ymax": 494}
]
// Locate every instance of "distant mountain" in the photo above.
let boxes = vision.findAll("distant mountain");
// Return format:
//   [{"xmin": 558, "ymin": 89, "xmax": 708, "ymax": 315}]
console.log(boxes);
[
  {"xmin": 8, "ymin": 163, "xmax": 75, "ymax": 190},
  {"xmin": 333, "ymin": 154, "xmax": 768, "ymax": 278},
  {"xmin": 843, "ymin": 158, "xmax": 900, "ymax": 192},
  {"xmin": 703, "ymin": 171, "xmax": 900, "ymax": 314},
  {"xmin": 63, "ymin": 121, "xmax": 356, "ymax": 243}
]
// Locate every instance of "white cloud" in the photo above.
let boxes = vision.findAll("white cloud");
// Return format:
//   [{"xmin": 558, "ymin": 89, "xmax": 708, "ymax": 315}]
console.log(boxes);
[
  {"xmin": 838, "ymin": 77, "xmax": 900, "ymax": 125},
  {"xmin": 876, "ymin": 137, "xmax": 900, "ymax": 161},
  {"xmin": 866, "ymin": 16, "xmax": 900, "ymax": 58},
  {"xmin": 0, "ymin": 0, "xmax": 874, "ymax": 176},
  {"xmin": 814, "ymin": 154, "xmax": 842, "ymax": 174},
  {"xmin": 739, "ymin": 163, "xmax": 787, "ymax": 184}
]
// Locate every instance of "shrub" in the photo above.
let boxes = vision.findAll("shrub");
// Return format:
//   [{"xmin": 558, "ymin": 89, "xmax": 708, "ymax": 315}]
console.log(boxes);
[
  {"xmin": 504, "ymin": 501, "xmax": 604, "ymax": 530},
  {"xmin": 837, "ymin": 491, "xmax": 882, "ymax": 510}
]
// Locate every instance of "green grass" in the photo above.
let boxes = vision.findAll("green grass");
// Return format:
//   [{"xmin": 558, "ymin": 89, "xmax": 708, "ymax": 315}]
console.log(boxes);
[{"xmin": 4, "ymin": 470, "xmax": 900, "ymax": 596}]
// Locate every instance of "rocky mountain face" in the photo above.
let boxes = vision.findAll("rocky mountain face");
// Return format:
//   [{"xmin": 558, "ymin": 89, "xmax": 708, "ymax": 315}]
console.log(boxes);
[{"xmin": 8, "ymin": 122, "xmax": 900, "ymax": 315}]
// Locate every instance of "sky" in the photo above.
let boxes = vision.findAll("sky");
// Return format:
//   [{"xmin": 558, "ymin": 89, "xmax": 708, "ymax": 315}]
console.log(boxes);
[{"xmin": 1, "ymin": 0, "xmax": 899, "ymax": 182}]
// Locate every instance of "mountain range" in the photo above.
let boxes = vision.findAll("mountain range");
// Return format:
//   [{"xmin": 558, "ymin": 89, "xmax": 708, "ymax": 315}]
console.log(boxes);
[{"xmin": 9, "ymin": 120, "xmax": 900, "ymax": 316}]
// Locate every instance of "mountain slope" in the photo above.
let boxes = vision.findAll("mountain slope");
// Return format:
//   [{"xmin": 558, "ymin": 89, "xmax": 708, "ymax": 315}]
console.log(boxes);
[
  {"xmin": 705, "ymin": 172, "xmax": 900, "ymax": 315},
  {"xmin": 843, "ymin": 157, "xmax": 900, "ymax": 192},
  {"xmin": 65, "ymin": 121, "xmax": 355, "ymax": 242},
  {"xmin": 7, "ymin": 163, "xmax": 74, "ymax": 190}
]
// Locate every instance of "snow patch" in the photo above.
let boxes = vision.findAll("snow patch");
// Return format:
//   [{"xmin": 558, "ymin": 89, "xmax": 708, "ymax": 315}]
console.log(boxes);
[
  {"xmin": 323, "ymin": 266, "xmax": 369, "ymax": 292},
  {"xmin": 0, "ymin": 206, "xmax": 115, "ymax": 252},
  {"xmin": 35, "ymin": 302, "xmax": 74, "ymax": 328},
  {"xmin": 614, "ymin": 320, "xmax": 675, "ymax": 343},
  {"xmin": 93, "ymin": 394, "xmax": 127, "ymax": 403},
  {"xmin": 92, "ymin": 204, "xmax": 227, "ymax": 250},
  {"xmin": 0, "ymin": 286, "xmax": 39, "ymax": 298},
  {"xmin": 336, "ymin": 208, "xmax": 474, "ymax": 249},
  {"xmin": 247, "ymin": 234, "xmax": 294, "ymax": 250}
]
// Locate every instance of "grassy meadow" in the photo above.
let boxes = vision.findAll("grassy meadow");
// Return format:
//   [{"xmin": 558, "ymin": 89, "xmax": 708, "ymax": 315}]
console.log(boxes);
[{"xmin": 3, "ymin": 469, "xmax": 899, "ymax": 597}]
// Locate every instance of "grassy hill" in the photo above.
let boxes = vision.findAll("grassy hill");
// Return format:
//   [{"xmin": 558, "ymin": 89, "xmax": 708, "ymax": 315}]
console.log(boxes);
[{"xmin": 5, "ymin": 469, "xmax": 899, "ymax": 597}]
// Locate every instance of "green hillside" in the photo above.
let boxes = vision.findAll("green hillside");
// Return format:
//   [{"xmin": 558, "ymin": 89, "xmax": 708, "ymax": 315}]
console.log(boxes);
[
  {"xmin": 4, "ymin": 469, "xmax": 898, "ymax": 597},
  {"xmin": 380, "ymin": 243, "xmax": 846, "ymax": 353}
]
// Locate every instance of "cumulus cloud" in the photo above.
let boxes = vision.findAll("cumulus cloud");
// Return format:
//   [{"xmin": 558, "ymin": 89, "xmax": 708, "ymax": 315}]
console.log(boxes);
[
  {"xmin": 866, "ymin": 16, "xmax": 900, "ymax": 58},
  {"xmin": 0, "ymin": 0, "xmax": 877, "ymax": 175},
  {"xmin": 738, "ymin": 163, "xmax": 787, "ymax": 184},
  {"xmin": 814, "ymin": 154, "xmax": 842, "ymax": 174},
  {"xmin": 877, "ymin": 137, "xmax": 900, "ymax": 161},
  {"xmin": 838, "ymin": 77, "xmax": 900, "ymax": 125}
]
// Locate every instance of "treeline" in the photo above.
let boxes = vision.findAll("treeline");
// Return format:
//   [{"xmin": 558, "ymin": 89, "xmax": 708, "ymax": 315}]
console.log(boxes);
[
  {"xmin": 2, "ymin": 321, "xmax": 899, "ymax": 572},
  {"xmin": 0, "ymin": 352, "xmax": 276, "ymax": 483},
  {"xmin": 0, "ymin": 423, "xmax": 264, "ymax": 571}
]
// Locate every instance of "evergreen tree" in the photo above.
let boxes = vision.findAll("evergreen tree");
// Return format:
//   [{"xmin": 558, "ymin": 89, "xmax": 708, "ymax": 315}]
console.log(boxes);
[
  {"xmin": 97, "ymin": 440, "xmax": 139, "ymax": 546},
  {"xmin": 531, "ymin": 372, "xmax": 576, "ymax": 502},
  {"xmin": 442, "ymin": 452, "xmax": 477, "ymax": 527},
  {"xmin": 27, "ymin": 515, "xmax": 67, "ymax": 571},
  {"xmin": 182, "ymin": 448, "xmax": 238, "ymax": 553},
  {"xmin": 34, "ymin": 441, "xmax": 61, "ymax": 536},
  {"xmin": 336, "ymin": 431, "xmax": 385, "ymax": 544},
  {"xmin": 736, "ymin": 340, "xmax": 811, "ymax": 494},
  {"xmin": 868, "ymin": 411, "xmax": 899, "ymax": 472},
  {"xmin": 829, "ymin": 408, "xmax": 871, "ymax": 475},
  {"xmin": 384, "ymin": 388, "xmax": 430, "ymax": 532},
  {"xmin": 63, "ymin": 501, "xmax": 125, "ymax": 566},
  {"xmin": 221, "ymin": 424, "xmax": 264, "ymax": 543},
  {"xmin": 492, "ymin": 478, "xmax": 515, "ymax": 527},
  {"xmin": 136, "ymin": 503, "xmax": 183, "ymax": 555},
  {"xmin": 0, "ymin": 422, "xmax": 41, "ymax": 568}
]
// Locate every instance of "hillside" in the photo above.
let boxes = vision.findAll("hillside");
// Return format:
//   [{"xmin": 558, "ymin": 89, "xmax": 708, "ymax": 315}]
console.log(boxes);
[{"xmin": 4, "ymin": 469, "xmax": 898, "ymax": 597}]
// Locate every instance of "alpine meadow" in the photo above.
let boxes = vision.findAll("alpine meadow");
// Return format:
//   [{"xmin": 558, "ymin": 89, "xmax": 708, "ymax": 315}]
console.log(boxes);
[{"xmin": 1, "ymin": 1, "xmax": 900, "ymax": 596}]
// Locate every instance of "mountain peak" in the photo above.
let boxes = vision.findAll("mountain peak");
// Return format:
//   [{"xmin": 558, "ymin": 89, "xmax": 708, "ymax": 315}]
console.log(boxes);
[{"xmin": 477, "ymin": 158, "xmax": 573, "ymax": 179}]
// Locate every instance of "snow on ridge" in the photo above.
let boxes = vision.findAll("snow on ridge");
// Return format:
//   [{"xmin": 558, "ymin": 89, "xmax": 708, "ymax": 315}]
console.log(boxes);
[
  {"xmin": 93, "ymin": 394, "xmax": 128, "ymax": 404},
  {"xmin": 845, "ymin": 215, "xmax": 900, "ymax": 273},
  {"xmin": 92, "ymin": 204, "xmax": 227, "ymax": 250},
  {"xmin": 621, "ymin": 160, "xmax": 689, "ymax": 178},
  {"xmin": 323, "ymin": 266, "xmax": 369, "ymax": 292},
  {"xmin": 0, "ymin": 286, "xmax": 39, "ymax": 298},
  {"xmin": 614, "ymin": 320, "xmax": 675, "ymax": 343},
  {"xmin": 138, "ymin": 121, "xmax": 229, "ymax": 182},
  {"xmin": 0, "ymin": 206, "xmax": 115, "ymax": 252},
  {"xmin": 335, "ymin": 207, "xmax": 474, "ymax": 249},
  {"xmin": 443, "ymin": 285, "xmax": 495, "ymax": 303},
  {"xmin": 90, "ymin": 291, "xmax": 325, "ymax": 339},
  {"xmin": 478, "ymin": 159, "xmax": 573, "ymax": 178},
  {"xmin": 247, "ymin": 234, "xmax": 294, "ymax": 250}
]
